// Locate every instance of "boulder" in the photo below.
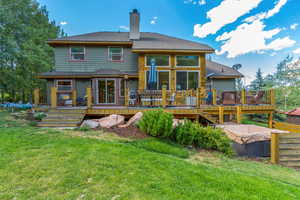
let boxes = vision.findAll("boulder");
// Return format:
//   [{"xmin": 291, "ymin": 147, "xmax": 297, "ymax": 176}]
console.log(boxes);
[
  {"xmin": 81, "ymin": 120, "xmax": 99, "ymax": 129},
  {"xmin": 96, "ymin": 114, "xmax": 125, "ymax": 128},
  {"xmin": 118, "ymin": 112, "xmax": 143, "ymax": 128},
  {"xmin": 172, "ymin": 119, "xmax": 184, "ymax": 128}
]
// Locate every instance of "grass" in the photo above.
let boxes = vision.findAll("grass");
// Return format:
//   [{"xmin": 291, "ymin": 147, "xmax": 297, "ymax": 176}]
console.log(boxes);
[
  {"xmin": 241, "ymin": 118, "xmax": 269, "ymax": 127},
  {"xmin": 0, "ymin": 111, "xmax": 300, "ymax": 199}
]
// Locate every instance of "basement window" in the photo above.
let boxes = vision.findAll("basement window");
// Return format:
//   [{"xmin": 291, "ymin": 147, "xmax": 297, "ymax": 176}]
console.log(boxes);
[
  {"xmin": 70, "ymin": 47, "xmax": 85, "ymax": 61},
  {"xmin": 109, "ymin": 47, "xmax": 123, "ymax": 62}
]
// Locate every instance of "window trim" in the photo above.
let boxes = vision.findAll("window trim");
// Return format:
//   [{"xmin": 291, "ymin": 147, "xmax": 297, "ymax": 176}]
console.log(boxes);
[
  {"xmin": 145, "ymin": 55, "xmax": 170, "ymax": 67},
  {"xmin": 119, "ymin": 79, "xmax": 126, "ymax": 97},
  {"xmin": 95, "ymin": 78, "xmax": 117, "ymax": 104},
  {"xmin": 144, "ymin": 70, "xmax": 171, "ymax": 90},
  {"xmin": 175, "ymin": 55, "xmax": 200, "ymax": 68},
  {"xmin": 108, "ymin": 47, "xmax": 124, "ymax": 62},
  {"xmin": 56, "ymin": 79, "xmax": 73, "ymax": 92},
  {"xmin": 69, "ymin": 47, "xmax": 86, "ymax": 62},
  {"xmin": 175, "ymin": 70, "xmax": 200, "ymax": 90}
]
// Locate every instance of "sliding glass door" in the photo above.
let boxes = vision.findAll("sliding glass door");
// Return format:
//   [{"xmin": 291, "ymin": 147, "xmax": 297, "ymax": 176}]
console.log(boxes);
[{"xmin": 97, "ymin": 79, "xmax": 116, "ymax": 104}]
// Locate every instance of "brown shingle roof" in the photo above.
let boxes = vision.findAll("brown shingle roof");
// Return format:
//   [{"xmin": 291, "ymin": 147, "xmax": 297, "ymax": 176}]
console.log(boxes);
[
  {"xmin": 286, "ymin": 108, "xmax": 300, "ymax": 116},
  {"xmin": 48, "ymin": 32, "xmax": 214, "ymax": 52},
  {"xmin": 206, "ymin": 60, "xmax": 244, "ymax": 78}
]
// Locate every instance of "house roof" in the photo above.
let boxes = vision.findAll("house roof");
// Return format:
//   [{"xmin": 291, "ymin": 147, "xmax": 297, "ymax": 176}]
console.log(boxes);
[
  {"xmin": 285, "ymin": 108, "xmax": 300, "ymax": 116},
  {"xmin": 206, "ymin": 60, "xmax": 244, "ymax": 78},
  {"xmin": 38, "ymin": 60, "xmax": 243, "ymax": 79},
  {"xmin": 48, "ymin": 32, "xmax": 214, "ymax": 53}
]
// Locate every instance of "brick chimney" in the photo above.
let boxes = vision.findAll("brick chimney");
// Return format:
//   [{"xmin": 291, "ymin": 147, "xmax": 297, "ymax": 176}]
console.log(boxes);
[{"xmin": 129, "ymin": 9, "xmax": 140, "ymax": 40}]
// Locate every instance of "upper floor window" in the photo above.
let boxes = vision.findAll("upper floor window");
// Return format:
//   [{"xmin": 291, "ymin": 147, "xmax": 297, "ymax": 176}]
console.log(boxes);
[
  {"xmin": 57, "ymin": 80, "xmax": 73, "ymax": 91},
  {"xmin": 109, "ymin": 47, "xmax": 123, "ymax": 62},
  {"xmin": 70, "ymin": 47, "xmax": 85, "ymax": 61},
  {"xmin": 146, "ymin": 55, "xmax": 169, "ymax": 67},
  {"xmin": 176, "ymin": 56, "xmax": 199, "ymax": 67}
]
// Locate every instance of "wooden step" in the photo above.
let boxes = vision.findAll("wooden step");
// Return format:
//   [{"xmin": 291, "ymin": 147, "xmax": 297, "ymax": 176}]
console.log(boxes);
[
  {"xmin": 47, "ymin": 113, "xmax": 85, "ymax": 117},
  {"xmin": 43, "ymin": 118, "xmax": 82, "ymax": 122},
  {"xmin": 279, "ymin": 155, "xmax": 300, "ymax": 162},
  {"xmin": 37, "ymin": 122, "xmax": 80, "ymax": 127},
  {"xmin": 279, "ymin": 144, "xmax": 300, "ymax": 149},
  {"xmin": 279, "ymin": 161, "xmax": 300, "ymax": 168},
  {"xmin": 279, "ymin": 138, "xmax": 300, "ymax": 144},
  {"xmin": 48, "ymin": 109, "xmax": 86, "ymax": 114},
  {"xmin": 280, "ymin": 149, "xmax": 300, "ymax": 155}
]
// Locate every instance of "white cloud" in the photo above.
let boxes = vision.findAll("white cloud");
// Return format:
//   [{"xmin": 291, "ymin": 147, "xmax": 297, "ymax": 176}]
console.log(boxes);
[
  {"xmin": 119, "ymin": 25, "xmax": 129, "ymax": 31},
  {"xmin": 193, "ymin": 0, "xmax": 262, "ymax": 38},
  {"xmin": 245, "ymin": 0, "xmax": 288, "ymax": 22},
  {"xmin": 216, "ymin": 0, "xmax": 294, "ymax": 58},
  {"xmin": 60, "ymin": 21, "xmax": 68, "ymax": 26},
  {"xmin": 290, "ymin": 23, "xmax": 298, "ymax": 30},
  {"xmin": 150, "ymin": 16, "xmax": 158, "ymax": 25},
  {"xmin": 293, "ymin": 48, "xmax": 300, "ymax": 54},
  {"xmin": 198, "ymin": 0, "xmax": 206, "ymax": 5}
]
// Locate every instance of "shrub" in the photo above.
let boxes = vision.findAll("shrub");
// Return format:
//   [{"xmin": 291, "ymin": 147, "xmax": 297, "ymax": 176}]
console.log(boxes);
[
  {"xmin": 173, "ymin": 120, "xmax": 198, "ymax": 145},
  {"xmin": 28, "ymin": 121, "xmax": 38, "ymax": 127},
  {"xmin": 194, "ymin": 126, "xmax": 233, "ymax": 156},
  {"xmin": 138, "ymin": 110, "xmax": 173, "ymax": 138},
  {"xmin": 33, "ymin": 112, "xmax": 47, "ymax": 121}
]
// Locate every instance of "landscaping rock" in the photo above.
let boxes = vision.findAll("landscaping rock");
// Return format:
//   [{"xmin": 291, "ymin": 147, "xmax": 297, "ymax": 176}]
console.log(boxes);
[
  {"xmin": 81, "ymin": 120, "xmax": 99, "ymax": 129},
  {"xmin": 118, "ymin": 112, "xmax": 143, "ymax": 128},
  {"xmin": 172, "ymin": 119, "xmax": 184, "ymax": 128},
  {"xmin": 96, "ymin": 114, "xmax": 125, "ymax": 128}
]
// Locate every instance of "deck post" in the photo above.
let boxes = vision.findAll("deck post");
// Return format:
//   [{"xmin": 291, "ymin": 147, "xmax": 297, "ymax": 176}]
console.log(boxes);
[
  {"xmin": 268, "ymin": 112, "xmax": 273, "ymax": 128},
  {"xmin": 162, "ymin": 86, "xmax": 167, "ymax": 108},
  {"xmin": 50, "ymin": 87, "xmax": 57, "ymax": 108},
  {"xmin": 236, "ymin": 106, "xmax": 242, "ymax": 124},
  {"xmin": 212, "ymin": 89, "xmax": 217, "ymax": 105},
  {"xmin": 218, "ymin": 106, "xmax": 224, "ymax": 124},
  {"xmin": 270, "ymin": 89, "xmax": 275, "ymax": 105},
  {"xmin": 196, "ymin": 88, "xmax": 201, "ymax": 108},
  {"xmin": 241, "ymin": 89, "xmax": 246, "ymax": 105},
  {"xmin": 86, "ymin": 87, "xmax": 92, "ymax": 108},
  {"xmin": 200, "ymin": 87, "xmax": 206, "ymax": 105},
  {"xmin": 72, "ymin": 89, "xmax": 77, "ymax": 107},
  {"xmin": 271, "ymin": 132, "xmax": 279, "ymax": 164},
  {"xmin": 34, "ymin": 88, "xmax": 40, "ymax": 106},
  {"xmin": 125, "ymin": 87, "xmax": 129, "ymax": 107}
]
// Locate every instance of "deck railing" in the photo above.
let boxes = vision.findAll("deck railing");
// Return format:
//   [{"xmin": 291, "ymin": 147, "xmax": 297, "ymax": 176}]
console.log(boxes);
[
  {"xmin": 125, "ymin": 88, "xmax": 275, "ymax": 108},
  {"xmin": 33, "ymin": 87, "xmax": 275, "ymax": 108}
]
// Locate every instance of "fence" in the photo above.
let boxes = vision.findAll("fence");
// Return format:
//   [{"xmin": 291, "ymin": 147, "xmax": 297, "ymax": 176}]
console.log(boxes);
[{"xmin": 271, "ymin": 122, "xmax": 300, "ymax": 168}]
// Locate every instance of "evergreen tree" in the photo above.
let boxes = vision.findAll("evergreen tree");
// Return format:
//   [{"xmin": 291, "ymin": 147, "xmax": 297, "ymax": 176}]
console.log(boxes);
[
  {"xmin": 250, "ymin": 68, "xmax": 265, "ymax": 90},
  {"xmin": 0, "ymin": 0, "xmax": 63, "ymax": 102}
]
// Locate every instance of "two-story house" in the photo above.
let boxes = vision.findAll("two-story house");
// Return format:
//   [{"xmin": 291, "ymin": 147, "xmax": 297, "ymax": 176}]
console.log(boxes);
[{"xmin": 38, "ymin": 9, "xmax": 243, "ymax": 106}]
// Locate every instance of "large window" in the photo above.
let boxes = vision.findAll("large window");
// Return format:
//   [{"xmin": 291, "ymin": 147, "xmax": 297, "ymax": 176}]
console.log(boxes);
[
  {"xmin": 56, "ymin": 80, "xmax": 72, "ymax": 91},
  {"xmin": 146, "ymin": 71, "xmax": 170, "ymax": 90},
  {"xmin": 176, "ymin": 71, "xmax": 199, "ymax": 90},
  {"xmin": 176, "ymin": 56, "xmax": 199, "ymax": 67},
  {"xmin": 146, "ymin": 55, "xmax": 169, "ymax": 66},
  {"xmin": 109, "ymin": 47, "xmax": 123, "ymax": 62},
  {"xmin": 70, "ymin": 47, "xmax": 85, "ymax": 61}
]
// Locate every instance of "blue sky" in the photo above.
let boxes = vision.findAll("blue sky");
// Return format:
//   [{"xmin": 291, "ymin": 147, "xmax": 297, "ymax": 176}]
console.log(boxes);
[{"xmin": 37, "ymin": 0, "xmax": 300, "ymax": 84}]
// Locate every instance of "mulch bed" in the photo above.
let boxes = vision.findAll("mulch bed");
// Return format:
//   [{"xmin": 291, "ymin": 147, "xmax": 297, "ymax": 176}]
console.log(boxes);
[{"xmin": 101, "ymin": 126, "xmax": 149, "ymax": 139}]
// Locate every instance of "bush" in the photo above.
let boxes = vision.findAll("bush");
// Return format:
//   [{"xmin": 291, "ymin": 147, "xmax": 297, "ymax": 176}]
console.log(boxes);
[
  {"xmin": 33, "ymin": 112, "xmax": 47, "ymax": 121},
  {"xmin": 194, "ymin": 125, "xmax": 233, "ymax": 156},
  {"xmin": 138, "ymin": 110, "xmax": 173, "ymax": 138},
  {"xmin": 173, "ymin": 120, "xmax": 198, "ymax": 145},
  {"xmin": 174, "ymin": 119, "xmax": 233, "ymax": 156}
]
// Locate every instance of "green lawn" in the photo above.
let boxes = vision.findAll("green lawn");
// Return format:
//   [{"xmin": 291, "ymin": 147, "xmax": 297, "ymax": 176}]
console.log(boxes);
[{"xmin": 0, "ymin": 111, "xmax": 300, "ymax": 199}]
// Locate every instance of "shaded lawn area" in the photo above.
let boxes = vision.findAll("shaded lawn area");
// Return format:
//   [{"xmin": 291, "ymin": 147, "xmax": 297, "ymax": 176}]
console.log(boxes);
[{"xmin": 0, "ymin": 111, "xmax": 300, "ymax": 199}]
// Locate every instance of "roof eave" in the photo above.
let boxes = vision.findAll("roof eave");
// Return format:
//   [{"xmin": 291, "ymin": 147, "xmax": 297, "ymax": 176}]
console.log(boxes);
[
  {"xmin": 47, "ymin": 40, "xmax": 133, "ymax": 47},
  {"xmin": 131, "ymin": 49, "xmax": 215, "ymax": 54}
]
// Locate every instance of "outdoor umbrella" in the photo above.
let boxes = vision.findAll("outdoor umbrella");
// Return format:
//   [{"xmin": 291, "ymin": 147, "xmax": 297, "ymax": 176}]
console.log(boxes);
[{"xmin": 148, "ymin": 58, "xmax": 157, "ymax": 90}]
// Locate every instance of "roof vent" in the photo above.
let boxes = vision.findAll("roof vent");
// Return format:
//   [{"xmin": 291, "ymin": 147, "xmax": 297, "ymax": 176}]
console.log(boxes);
[{"xmin": 129, "ymin": 9, "xmax": 140, "ymax": 40}]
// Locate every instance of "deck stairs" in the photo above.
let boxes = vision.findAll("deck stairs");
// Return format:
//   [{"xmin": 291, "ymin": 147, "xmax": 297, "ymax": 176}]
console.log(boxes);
[
  {"xmin": 198, "ymin": 111, "xmax": 219, "ymax": 124},
  {"xmin": 37, "ymin": 108, "xmax": 86, "ymax": 128}
]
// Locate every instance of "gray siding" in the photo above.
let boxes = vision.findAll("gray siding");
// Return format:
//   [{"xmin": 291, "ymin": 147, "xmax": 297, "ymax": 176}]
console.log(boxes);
[
  {"xmin": 210, "ymin": 78, "xmax": 236, "ymax": 92},
  {"xmin": 54, "ymin": 47, "xmax": 138, "ymax": 73}
]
